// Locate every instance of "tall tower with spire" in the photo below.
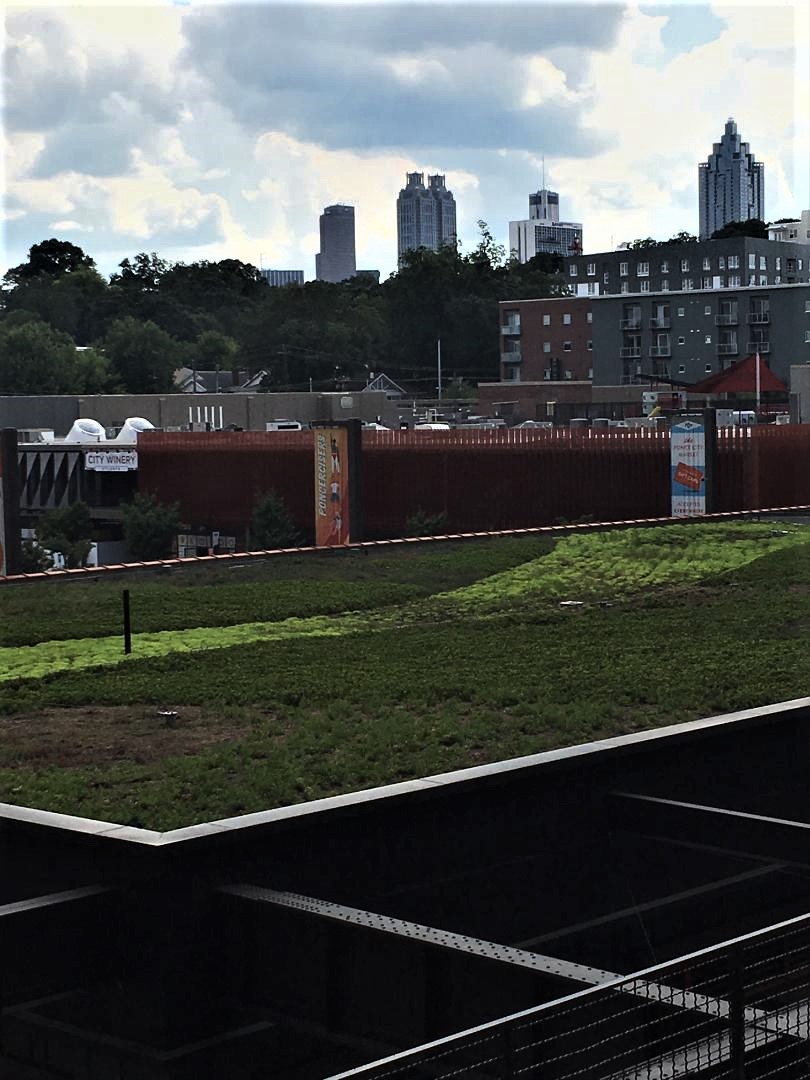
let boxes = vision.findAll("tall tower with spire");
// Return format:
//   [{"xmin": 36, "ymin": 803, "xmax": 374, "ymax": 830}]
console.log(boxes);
[{"xmin": 698, "ymin": 118, "xmax": 764, "ymax": 239}]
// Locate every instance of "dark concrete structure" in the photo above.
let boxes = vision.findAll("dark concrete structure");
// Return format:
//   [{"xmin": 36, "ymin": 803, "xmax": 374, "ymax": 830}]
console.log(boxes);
[
  {"xmin": 3, "ymin": 697, "xmax": 810, "ymax": 1077},
  {"xmin": 563, "ymin": 236, "xmax": 810, "ymax": 298}
]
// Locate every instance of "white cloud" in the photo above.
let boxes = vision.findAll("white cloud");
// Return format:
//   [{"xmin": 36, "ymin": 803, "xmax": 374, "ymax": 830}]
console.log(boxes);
[{"xmin": 49, "ymin": 219, "xmax": 94, "ymax": 231}]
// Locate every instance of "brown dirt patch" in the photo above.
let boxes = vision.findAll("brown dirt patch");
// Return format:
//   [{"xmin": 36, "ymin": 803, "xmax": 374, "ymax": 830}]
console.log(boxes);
[{"xmin": 0, "ymin": 706, "xmax": 253, "ymax": 767}]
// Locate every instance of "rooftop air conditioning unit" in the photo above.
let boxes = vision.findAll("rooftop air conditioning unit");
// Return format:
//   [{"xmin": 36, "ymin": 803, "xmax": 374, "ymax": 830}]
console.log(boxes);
[
  {"xmin": 115, "ymin": 417, "xmax": 155, "ymax": 442},
  {"xmin": 64, "ymin": 418, "xmax": 105, "ymax": 443}
]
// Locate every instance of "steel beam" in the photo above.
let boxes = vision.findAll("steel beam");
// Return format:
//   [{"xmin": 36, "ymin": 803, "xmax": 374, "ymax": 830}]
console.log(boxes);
[{"xmin": 608, "ymin": 791, "xmax": 810, "ymax": 869}]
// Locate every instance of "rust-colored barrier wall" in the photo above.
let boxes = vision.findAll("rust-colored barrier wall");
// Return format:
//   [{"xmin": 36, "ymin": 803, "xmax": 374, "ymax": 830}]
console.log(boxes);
[{"xmin": 136, "ymin": 427, "xmax": 810, "ymax": 540}]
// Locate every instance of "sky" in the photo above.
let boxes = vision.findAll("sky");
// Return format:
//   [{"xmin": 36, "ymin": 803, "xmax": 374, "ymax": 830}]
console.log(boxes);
[{"xmin": 3, "ymin": 0, "xmax": 809, "ymax": 283}]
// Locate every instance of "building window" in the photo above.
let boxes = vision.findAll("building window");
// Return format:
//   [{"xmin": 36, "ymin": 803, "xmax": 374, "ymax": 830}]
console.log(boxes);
[
  {"xmin": 637, "ymin": 261, "xmax": 649, "ymax": 276},
  {"xmin": 800, "ymin": 259, "xmax": 805, "ymax": 270},
  {"xmin": 680, "ymin": 259, "xmax": 689, "ymax": 272},
  {"xmin": 749, "ymin": 274, "xmax": 757, "ymax": 286},
  {"xmin": 682, "ymin": 278, "xmax": 693, "ymax": 290},
  {"xmin": 640, "ymin": 280, "xmax": 650, "ymax": 292},
  {"xmin": 587, "ymin": 311, "xmax": 593, "ymax": 323},
  {"xmin": 806, "ymin": 330, "xmax": 810, "ymax": 343},
  {"xmin": 588, "ymin": 367, "xmax": 593, "ymax": 379},
  {"xmin": 728, "ymin": 255, "xmax": 739, "ymax": 269},
  {"xmin": 563, "ymin": 313, "xmax": 572, "ymax": 325},
  {"xmin": 728, "ymin": 274, "xmax": 741, "ymax": 287},
  {"xmin": 677, "ymin": 336, "xmax": 685, "ymax": 345},
  {"xmin": 563, "ymin": 341, "xmax": 572, "ymax": 352},
  {"xmin": 705, "ymin": 334, "xmax": 712, "ymax": 344},
  {"xmin": 621, "ymin": 281, "xmax": 629, "ymax": 294},
  {"xmin": 620, "ymin": 261, "xmax": 628, "ymax": 276},
  {"xmin": 587, "ymin": 340, "xmax": 593, "ymax": 350},
  {"xmin": 543, "ymin": 314, "xmax": 551, "ymax": 326},
  {"xmin": 705, "ymin": 364, "xmax": 712, "ymax": 373},
  {"xmin": 543, "ymin": 342, "xmax": 551, "ymax": 353},
  {"xmin": 569, "ymin": 264, "xmax": 578, "ymax": 276},
  {"xmin": 702, "ymin": 257, "xmax": 711, "ymax": 271},
  {"xmin": 587, "ymin": 262, "xmax": 596, "ymax": 275},
  {"xmin": 775, "ymin": 276, "xmax": 782, "ymax": 284},
  {"xmin": 806, "ymin": 300, "xmax": 810, "ymax": 313},
  {"xmin": 702, "ymin": 277, "xmax": 712, "ymax": 290},
  {"xmin": 748, "ymin": 253, "xmax": 756, "ymax": 269},
  {"xmin": 603, "ymin": 271, "xmax": 610, "ymax": 284},
  {"xmin": 678, "ymin": 364, "xmax": 686, "ymax": 374},
  {"xmin": 704, "ymin": 305, "xmax": 711, "ymax": 315},
  {"xmin": 719, "ymin": 256, "xmax": 726, "ymax": 270},
  {"xmin": 564, "ymin": 370, "xmax": 573, "ymax": 380},
  {"xmin": 759, "ymin": 275, "xmax": 768, "ymax": 286},
  {"xmin": 661, "ymin": 279, "xmax": 669, "ymax": 292},
  {"xmin": 677, "ymin": 307, "xmax": 685, "ymax": 317},
  {"xmin": 759, "ymin": 255, "xmax": 766, "ymax": 270},
  {"xmin": 661, "ymin": 260, "xmax": 669, "ymax": 274},
  {"xmin": 776, "ymin": 257, "xmax": 782, "ymax": 271},
  {"xmin": 587, "ymin": 282, "xmax": 597, "ymax": 295}
]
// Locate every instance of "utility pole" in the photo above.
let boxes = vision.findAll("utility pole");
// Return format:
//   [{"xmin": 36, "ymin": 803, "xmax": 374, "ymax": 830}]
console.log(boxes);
[{"xmin": 437, "ymin": 338, "xmax": 442, "ymax": 402}]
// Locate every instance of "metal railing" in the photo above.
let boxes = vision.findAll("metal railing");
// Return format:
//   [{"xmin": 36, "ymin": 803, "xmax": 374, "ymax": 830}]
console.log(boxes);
[
  {"xmin": 620, "ymin": 347, "xmax": 641, "ymax": 358},
  {"xmin": 329, "ymin": 908, "xmax": 810, "ymax": 1079},
  {"xmin": 620, "ymin": 319, "xmax": 641, "ymax": 330},
  {"xmin": 716, "ymin": 313, "xmax": 738, "ymax": 325},
  {"xmin": 748, "ymin": 312, "xmax": 770, "ymax": 324},
  {"xmin": 747, "ymin": 342, "xmax": 771, "ymax": 353},
  {"xmin": 717, "ymin": 343, "xmax": 739, "ymax": 355}
]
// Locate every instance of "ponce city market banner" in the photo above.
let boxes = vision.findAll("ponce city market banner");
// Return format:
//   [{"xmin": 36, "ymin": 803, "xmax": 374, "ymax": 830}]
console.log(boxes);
[{"xmin": 314, "ymin": 426, "xmax": 350, "ymax": 546}]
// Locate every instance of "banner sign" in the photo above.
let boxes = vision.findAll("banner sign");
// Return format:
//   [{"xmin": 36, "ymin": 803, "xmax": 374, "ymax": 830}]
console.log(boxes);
[
  {"xmin": 314, "ymin": 426, "xmax": 350, "ymax": 546},
  {"xmin": 670, "ymin": 418, "xmax": 706, "ymax": 516},
  {"xmin": 84, "ymin": 450, "xmax": 138, "ymax": 472}
]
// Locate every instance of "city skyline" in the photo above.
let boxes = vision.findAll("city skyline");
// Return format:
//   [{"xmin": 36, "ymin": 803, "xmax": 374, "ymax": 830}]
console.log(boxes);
[{"xmin": 3, "ymin": 1, "xmax": 809, "ymax": 283}]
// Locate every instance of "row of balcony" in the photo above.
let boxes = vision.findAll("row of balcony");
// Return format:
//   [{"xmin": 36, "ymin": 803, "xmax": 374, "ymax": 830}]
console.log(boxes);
[
  {"xmin": 619, "ymin": 342, "xmax": 770, "ymax": 360},
  {"xmin": 621, "ymin": 312, "xmax": 769, "ymax": 331}
]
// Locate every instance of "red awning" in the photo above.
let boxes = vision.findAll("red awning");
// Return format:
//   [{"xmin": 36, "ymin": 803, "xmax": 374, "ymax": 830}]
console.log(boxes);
[{"xmin": 691, "ymin": 353, "xmax": 786, "ymax": 394}]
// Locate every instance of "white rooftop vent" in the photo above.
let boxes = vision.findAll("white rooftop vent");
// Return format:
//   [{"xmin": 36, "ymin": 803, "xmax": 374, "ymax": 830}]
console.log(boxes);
[
  {"xmin": 64, "ymin": 418, "xmax": 105, "ymax": 443},
  {"xmin": 115, "ymin": 417, "xmax": 155, "ymax": 443}
]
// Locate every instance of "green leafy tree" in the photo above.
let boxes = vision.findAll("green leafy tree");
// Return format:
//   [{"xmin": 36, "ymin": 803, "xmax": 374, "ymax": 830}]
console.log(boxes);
[
  {"xmin": 0, "ymin": 321, "xmax": 82, "ymax": 393},
  {"xmin": 249, "ymin": 490, "xmax": 301, "ymax": 549},
  {"xmin": 74, "ymin": 346, "xmax": 116, "ymax": 393},
  {"xmin": 194, "ymin": 329, "xmax": 240, "ymax": 374},
  {"xmin": 3, "ymin": 239, "xmax": 95, "ymax": 286},
  {"xmin": 710, "ymin": 219, "xmax": 768, "ymax": 240},
  {"xmin": 101, "ymin": 316, "xmax": 182, "ymax": 393},
  {"xmin": 122, "ymin": 493, "xmax": 183, "ymax": 560},
  {"xmin": 19, "ymin": 540, "xmax": 52, "ymax": 573},
  {"xmin": 37, "ymin": 503, "xmax": 93, "ymax": 568}
]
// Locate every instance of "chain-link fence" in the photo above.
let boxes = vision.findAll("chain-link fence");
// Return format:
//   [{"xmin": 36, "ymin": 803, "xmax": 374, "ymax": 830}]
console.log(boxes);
[{"xmin": 330, "ymin": 910, "xmax": 810, "ymax": 1080}]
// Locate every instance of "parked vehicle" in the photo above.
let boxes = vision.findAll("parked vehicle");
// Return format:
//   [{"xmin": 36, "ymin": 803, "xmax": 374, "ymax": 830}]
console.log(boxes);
[{"xmin": 265, "ymin": 420, "xmax": 303, "ymax": 431}]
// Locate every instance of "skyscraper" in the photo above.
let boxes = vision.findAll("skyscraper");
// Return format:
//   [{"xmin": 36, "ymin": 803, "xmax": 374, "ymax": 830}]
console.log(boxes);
[
  {"xmin": 315, "ymin": 205, "xmax": 356, "ymax": 283},
  {"xmin": 699, "ymin": 118, "xmax": 764, "ymax": 240},
  {"xmin": 396, "ymin": 172, "xmax": 457, "ymax": 265},
  {"xmin": 508, "ymin": 189, "xmax": 582, "ymax": 263}
]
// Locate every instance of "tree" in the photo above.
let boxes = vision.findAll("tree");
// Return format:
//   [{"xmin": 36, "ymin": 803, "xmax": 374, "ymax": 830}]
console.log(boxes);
[
  {"xmin": 3, "ymin": 239, "xmax": 95, "ymax": 287},
  {"xmin": 249, "ymin": 491, "xmax": 301, "ymax": 549},
  {"xmin": 101, "ymin": 316, "xmax": 182, "ymax": 393},
  {"xmin": 668, "ymin": 231, "xmax": 699, "ymax": 244},
  {"xmin": 194, "ymin": 330, "xmax": 240, "ymax": 374},
  {"xmin": 0, "ymin": 321, "xmax": 83, "ymax": 394},
  {"xmin": 37, "ymin": 503, "xmax": 93, "ymax": 569},
  {"xmin": 710, "ymin": 219, "xmax": 768, "ymax": 240},
  {"xmin": 111, "ymin": 252, "xmax": 171, "ymax": 292},
  {"xmin": 122, "ymin": 493, "xmax": 183, "ymax": 560},
  {"xmin": 19, "ymin": 540, "xmax": 52, "ymax": 573}
]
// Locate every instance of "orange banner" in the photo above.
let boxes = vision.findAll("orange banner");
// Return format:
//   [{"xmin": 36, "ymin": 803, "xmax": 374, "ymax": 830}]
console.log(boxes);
[{"xmin": 314, "ymin": 427, "xmax": 350, "ymax": 546}]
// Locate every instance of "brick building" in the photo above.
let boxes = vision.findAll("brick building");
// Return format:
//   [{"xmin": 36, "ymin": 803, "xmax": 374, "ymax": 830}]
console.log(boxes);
[{"xmin": 499, "ymin": 296, "xmax": 593, "ymax": 383}]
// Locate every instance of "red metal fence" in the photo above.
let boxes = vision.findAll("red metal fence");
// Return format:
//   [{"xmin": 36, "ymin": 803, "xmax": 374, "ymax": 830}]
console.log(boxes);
[{"xmin": 136, "ymin": 427, "xmax": 810, "ymax": 539}]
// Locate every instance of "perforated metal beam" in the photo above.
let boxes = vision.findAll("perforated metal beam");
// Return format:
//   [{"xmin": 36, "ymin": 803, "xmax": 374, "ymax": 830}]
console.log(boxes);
[{"xmin": 608, "ymin": 791, "xmax": 810, "ymax": 869}]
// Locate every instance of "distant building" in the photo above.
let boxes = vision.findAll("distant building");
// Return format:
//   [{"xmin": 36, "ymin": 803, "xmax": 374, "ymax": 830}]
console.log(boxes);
[
  {"xmin": 769, "ymin": 211, "xmax": 810, "ymax": 244},
  {"xmin": 509, "ymin": 189, "xmax": 583, "ymax": 263},
  {"xmin": 316, "ymin": 205, "xmax": 357, "ymax": 283},
  {"xmin": 396, "ymin": 172, "xmax": 457, "ymax": 265},
  {"xmin": 699, "ymin": 118, "xmax": 764, "ymax": 240},
  {"xmin": 356, "ymin": 270, "xmax": 381, "ymax": 284},
  {"xmin": 562, "ymin": 236, "xmax": 810, "ymax": 298},
  {"xmin": 260, "ymin": 269, "xmax": 304, "ymax": 287}
]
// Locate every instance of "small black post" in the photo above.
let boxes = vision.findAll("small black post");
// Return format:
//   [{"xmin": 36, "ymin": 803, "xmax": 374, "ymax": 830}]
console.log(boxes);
[
  {"xmin": 703, "ymin": 407, "xmax": 718, "ymax": 513},
  {"xmin": 729, "ymin": 947, "xmax": 746, "ymax": 1080},
  {"xmin": 123, "ymin": 589, "xmax": 132, "ymax": 654}
]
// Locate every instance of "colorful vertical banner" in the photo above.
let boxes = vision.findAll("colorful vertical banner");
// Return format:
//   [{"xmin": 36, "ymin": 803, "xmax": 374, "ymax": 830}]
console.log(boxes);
[
  {"xmin": 670, "ymin": 417, "xmax": 706, "ymax": 517},
  {"xmin": 314, "ymin": 426, "xmax": 350, "ymax": 545}
]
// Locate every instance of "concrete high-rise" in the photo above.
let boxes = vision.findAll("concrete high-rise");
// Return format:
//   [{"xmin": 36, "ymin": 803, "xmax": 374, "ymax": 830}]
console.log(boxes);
[
  {"xmin": 699, "ymin": 118, "xmax": 764, "ymax": 240},
  {"xmin": 315, "ymin": 205, "xmax": 356, "ymax": 283},
  {"xmin": 396, "ymin": 172, "xmax": 457, "ymax": 265},
  {"xmin": 509, "ymin": 189, "xmax": 583, "ymax": 263}
]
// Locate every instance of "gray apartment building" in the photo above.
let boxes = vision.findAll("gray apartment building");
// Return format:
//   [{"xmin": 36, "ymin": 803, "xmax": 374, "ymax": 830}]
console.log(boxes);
[
  {"xmin": 591, "ymin": 283, "xmax": 810, "ymax": 386},
  {"xmin": 699, "ymin": 118, "xmax": 764, "ymax": 240},
  {"xmin": 563, "ymin": 237, "xmax": 810, "ymax": 298},
  {"xmin": 315, "ymin": 204, "xmax": 356, "ymax": 283},
  {"xmin": 498, "ymin": 284, "xmax": 810, "ymax": 390},
  {"xmin": 396, "ymin": 172, "xmax": 457, "ymax": 265}
]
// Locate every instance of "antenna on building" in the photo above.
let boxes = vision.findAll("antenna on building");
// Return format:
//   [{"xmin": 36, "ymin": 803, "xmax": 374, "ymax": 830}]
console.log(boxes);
[{"xmin": 541, "ymin": 155, "xmax": 546, "ymax": 191}]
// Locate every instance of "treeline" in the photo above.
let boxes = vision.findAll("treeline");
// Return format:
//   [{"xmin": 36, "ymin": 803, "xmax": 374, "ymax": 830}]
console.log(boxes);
[{"xmin": 0, "ymin": 229, "xmax": 568, "ymax": 396}]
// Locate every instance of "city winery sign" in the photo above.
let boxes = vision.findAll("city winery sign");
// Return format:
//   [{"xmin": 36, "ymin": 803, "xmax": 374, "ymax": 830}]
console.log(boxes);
[{"xmin": 84, "ymin": 450, "xmax": 138, "ymax": 472}]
